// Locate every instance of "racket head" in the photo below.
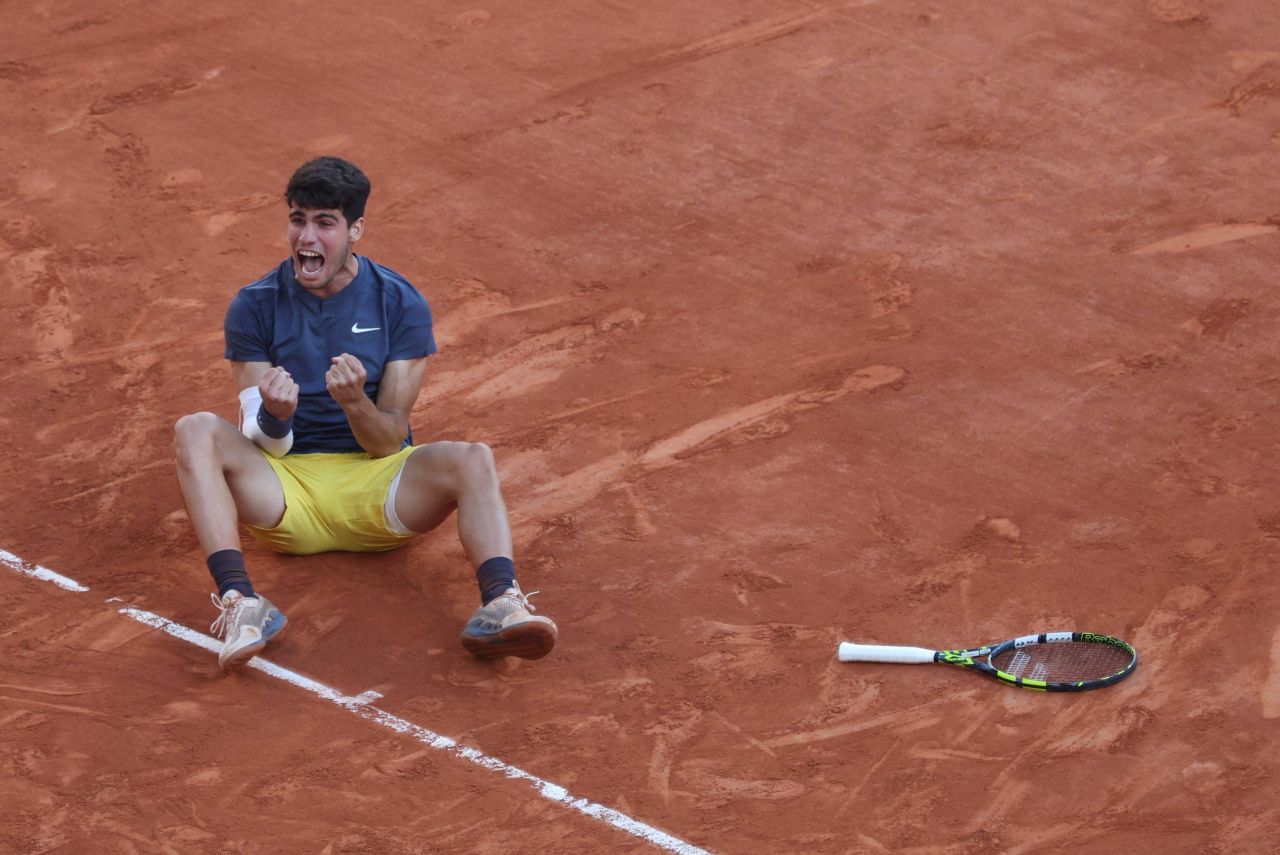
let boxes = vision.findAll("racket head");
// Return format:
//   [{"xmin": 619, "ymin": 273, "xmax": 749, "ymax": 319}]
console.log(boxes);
[{"xmin": 978, "ymin": 632, "xmax": 1138, "ymax": 691}]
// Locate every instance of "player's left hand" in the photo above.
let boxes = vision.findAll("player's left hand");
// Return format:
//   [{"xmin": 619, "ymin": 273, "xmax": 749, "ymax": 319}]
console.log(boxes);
[{"xmin": 326, "ymin": 353, "xmax": 368, "ymax": 407}]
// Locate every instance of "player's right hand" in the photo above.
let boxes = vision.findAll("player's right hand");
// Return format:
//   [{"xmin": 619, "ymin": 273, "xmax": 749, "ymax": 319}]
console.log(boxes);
[{"xmin": 259, "ymin": 366, "xmax": 299, "ymax": 420}]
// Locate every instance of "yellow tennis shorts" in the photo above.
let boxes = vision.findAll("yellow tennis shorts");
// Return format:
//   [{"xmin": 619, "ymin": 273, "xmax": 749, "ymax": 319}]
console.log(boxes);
[{"xmin": 245, "ymin": 446, "xmax": 417, "ymax": 555}]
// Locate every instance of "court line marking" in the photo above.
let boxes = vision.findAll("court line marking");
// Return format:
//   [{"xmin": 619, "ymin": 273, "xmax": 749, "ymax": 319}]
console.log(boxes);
[
  {"xmin": 0, "ymin": 549, "xmax": 710, "ymax": 855},
  {"xmin": 0, "ymin": 548, "xmax": 90, "ymax": 592}
]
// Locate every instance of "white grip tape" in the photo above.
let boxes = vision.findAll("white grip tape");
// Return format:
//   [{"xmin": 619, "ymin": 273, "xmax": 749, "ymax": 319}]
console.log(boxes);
[{"xmin": 837, "ymin": 642, "xmax": 937, "ymax": 664}]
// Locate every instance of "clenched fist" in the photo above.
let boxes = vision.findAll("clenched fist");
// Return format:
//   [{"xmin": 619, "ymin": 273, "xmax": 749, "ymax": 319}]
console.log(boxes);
[
  {"xmin": 326, "ymin": 353, "xmax": 368, "ymax": 407},
  {"xmin": 259, "ymin": 365, "xmax": 299, "ymax": 420}
]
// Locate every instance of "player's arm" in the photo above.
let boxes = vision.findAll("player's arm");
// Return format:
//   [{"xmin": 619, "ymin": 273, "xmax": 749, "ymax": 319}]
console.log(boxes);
[
  {"xmin": 230, "ymin": 360, "xmax": 299, "ymax": 457},
  {"xmin": 327, "ymin": 354, "xmax": 427, "ymax": 458}
]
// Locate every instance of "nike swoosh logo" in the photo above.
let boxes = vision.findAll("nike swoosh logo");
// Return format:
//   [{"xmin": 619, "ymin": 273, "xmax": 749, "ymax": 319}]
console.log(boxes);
[{"xmin": 351, "ymin": 323, "xmax": 382, "ymax": 334}]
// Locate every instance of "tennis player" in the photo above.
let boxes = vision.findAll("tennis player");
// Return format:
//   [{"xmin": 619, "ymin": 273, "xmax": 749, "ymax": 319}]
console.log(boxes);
[{"xmin": 173, "ymin": 156, "xmax": 556, "ymax": 671}]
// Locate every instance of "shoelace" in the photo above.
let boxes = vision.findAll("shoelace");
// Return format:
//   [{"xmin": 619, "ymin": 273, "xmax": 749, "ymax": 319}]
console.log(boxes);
[
  {"xmin": 209, "ymin": 592, "xmax": 249, "ymax": 639},
  {"xmin": 496, "ymin": 587, "xmax": 541, "ymax": 612}
]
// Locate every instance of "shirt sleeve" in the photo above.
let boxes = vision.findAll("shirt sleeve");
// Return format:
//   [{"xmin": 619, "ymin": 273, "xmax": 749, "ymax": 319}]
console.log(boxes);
[
  {"xmin": 388, "ymin": 288, "xmax": 438, "ymax": 361},
  {"xmin": 223, "ymin": 291, "xmax": 272, "ymax": 362}
]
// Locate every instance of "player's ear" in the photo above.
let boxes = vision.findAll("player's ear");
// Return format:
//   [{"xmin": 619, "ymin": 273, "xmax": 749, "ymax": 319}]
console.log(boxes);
[{"xmin": 348, "ymin": 216, "xmax": 365, "ymax": 242}]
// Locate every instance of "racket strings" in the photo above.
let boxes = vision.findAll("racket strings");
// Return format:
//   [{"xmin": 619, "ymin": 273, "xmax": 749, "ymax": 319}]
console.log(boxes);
[{"xmin": 991, "ymin": 641, "xmax": 1132, "ymax": 683}]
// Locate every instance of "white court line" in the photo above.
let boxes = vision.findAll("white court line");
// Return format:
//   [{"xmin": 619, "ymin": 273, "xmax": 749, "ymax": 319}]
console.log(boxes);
[
  {"xmin": 0, "ymin": 549, "xmax": 90, "ymax": 592},
  {"xmin": 1, "ymin": 550, "xmax": 710, "ymax": 855}
]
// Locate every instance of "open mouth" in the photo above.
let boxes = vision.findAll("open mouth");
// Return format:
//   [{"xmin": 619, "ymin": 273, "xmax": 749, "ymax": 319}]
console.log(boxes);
[{"xmin": 297, "ymin": 249, "xmax": 325, "ymax": 279}]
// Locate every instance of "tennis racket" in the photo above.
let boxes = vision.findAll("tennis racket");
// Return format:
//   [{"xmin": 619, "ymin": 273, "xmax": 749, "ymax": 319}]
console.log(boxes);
[{"xmin": 837, "ymin": 631, "xmax": 1138, "ymax": 692}]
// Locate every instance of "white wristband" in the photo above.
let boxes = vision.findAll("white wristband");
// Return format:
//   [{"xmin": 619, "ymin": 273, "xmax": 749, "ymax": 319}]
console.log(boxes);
[{"xmin": 238, "ymin": 386, "xmax": 294, "ymax": 458}]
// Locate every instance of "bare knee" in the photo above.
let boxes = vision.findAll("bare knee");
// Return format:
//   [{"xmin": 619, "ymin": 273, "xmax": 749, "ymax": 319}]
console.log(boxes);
[
  {"xmin": 173, "ymin": 412, "xmax": 224, "ymax": 462},
  {"xmin": 421, "ymin": 441, "xmax": 498, "ymax": 495},
  {"xmin": 455, "ymin": 441, "xmax": 499, "ymax": 488},
  {"xmin": 463, "ymin": 441, "xmax": 495, "ymax": 465}
]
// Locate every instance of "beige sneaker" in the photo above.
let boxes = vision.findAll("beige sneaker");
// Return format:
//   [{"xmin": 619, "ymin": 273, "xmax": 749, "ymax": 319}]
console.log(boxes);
[
  {"xmin": 459, "ymin": 583, "xmax": 557, "ymax": 660},
  {"xmin": 209, "ymin": 590, "xmax": 288, "ymax": 671}
]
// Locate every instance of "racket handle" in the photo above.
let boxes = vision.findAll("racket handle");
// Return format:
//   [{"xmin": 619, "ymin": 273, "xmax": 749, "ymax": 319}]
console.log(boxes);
[{"xmin": 838, "ymin": 642, "xmax": 937, "ymax": 664}]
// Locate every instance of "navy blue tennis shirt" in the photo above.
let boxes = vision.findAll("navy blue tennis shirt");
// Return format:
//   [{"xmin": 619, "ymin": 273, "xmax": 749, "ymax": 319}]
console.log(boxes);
[{"xmin": 224, "ymin": 256, "xmax": 438, "ymax": 454}]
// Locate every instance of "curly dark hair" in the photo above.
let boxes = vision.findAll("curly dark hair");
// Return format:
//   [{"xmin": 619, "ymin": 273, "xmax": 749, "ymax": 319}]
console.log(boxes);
[{"xmin": 284, "ymin": 157, "xmax": 371, "ymax": 225}]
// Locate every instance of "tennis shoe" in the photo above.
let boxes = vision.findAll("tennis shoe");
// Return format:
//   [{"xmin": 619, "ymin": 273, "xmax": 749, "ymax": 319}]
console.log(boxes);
[
  {"xmin": 209, "ymin": 590, "xmax": 288, "ymax": 672},
  {"xmin": 460, "ymin": 583, "xmax": 557, "ymax": 660}
]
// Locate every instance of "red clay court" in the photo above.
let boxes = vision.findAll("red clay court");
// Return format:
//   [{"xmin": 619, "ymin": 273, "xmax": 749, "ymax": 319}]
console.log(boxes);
[{"xmin": 3, "ymin": 1, "xmax": 1279, "ymax": 852}]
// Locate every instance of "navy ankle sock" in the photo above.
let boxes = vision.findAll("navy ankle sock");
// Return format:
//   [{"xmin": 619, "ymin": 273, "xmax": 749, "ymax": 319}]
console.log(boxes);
[
  {"xmin": 207, "ymin": 549, "xmax": 254, "ymax": 599},
  {"xmin": 475, "ymin": 556, "xmax": 516, "ymax": 604}
]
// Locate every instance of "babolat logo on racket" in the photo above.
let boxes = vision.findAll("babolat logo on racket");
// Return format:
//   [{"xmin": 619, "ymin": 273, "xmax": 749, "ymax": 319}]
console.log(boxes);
[{"xmin": 1079, "ymin": 632, "xmax": 1128, "ymax": 648}]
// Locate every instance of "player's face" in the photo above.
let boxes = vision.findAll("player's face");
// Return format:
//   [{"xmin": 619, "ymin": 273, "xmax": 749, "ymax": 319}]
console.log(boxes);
[{"xmin": 287, "ymin": 206, "xmax": 363, "ymax": 296}]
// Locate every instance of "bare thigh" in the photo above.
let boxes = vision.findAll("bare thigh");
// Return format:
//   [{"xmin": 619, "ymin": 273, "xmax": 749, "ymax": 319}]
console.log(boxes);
[
  {"xmin": 391, "ymin": 441, "xmax": 489, "ymax": 534},
  {"xmin": 175, "ymin": 411, "xmax": 287, "ymax": 529},
  {"xmin": 224, "ymin": 431, "xmax": 287, "ymax": 528}
]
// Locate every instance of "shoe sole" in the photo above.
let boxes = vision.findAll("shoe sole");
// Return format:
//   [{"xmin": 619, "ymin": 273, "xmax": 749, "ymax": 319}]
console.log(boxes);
[
  {"xmin": 461, "ymin": 621, "xmax": 557, "ymax": 660},
  {"xmin": 220, "ymin": 611, "xmax": 288, "ymax": 672},
  {"xmin": 263, "ymin": 610, "xmax": 288, "ymax": 642}
]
